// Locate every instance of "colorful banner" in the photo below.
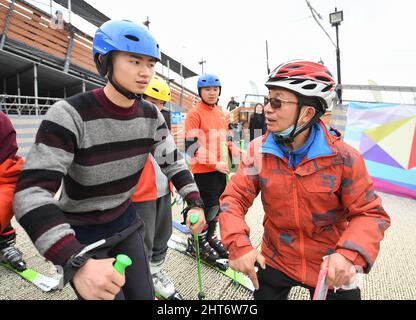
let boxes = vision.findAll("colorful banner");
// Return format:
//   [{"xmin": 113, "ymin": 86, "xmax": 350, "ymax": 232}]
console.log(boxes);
[{"xmin": 343, "ymin": 102, "xmax": 416, "ymax": 199}]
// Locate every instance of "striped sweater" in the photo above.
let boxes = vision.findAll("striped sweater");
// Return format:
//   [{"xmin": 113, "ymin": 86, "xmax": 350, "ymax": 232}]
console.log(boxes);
[{"xmin": 13, "ymin": 89, "xmax": 201, "ymax": 267}]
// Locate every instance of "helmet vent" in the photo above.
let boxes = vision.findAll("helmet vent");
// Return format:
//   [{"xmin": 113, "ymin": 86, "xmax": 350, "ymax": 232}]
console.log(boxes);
[
  {"xmin": 322, "ymin": 85, "xmax": 332, "ymax": 92},
  {"xmin": 269, "ymin": 76, "xmax": 288, "ymax": 82},
  {"xmin": 316, "ymin": 76, "xmax": 331, "ymax": 82},
  {"xmin": 125, "ymin": 35, "xmax": 139, "ymax": 42},
  {"xmin": 290, "ymin": 79, "xmax": 307, "ymax": 85},
  {"xmin": 302, "ymin": 84, "xmax": 317, "ymax": 90},
  {"xmin": 287, "ymin": 65, "xmax": 301, "ymax": 69},
  {"xmin": 152, "ymin": 88, "xmax": 160, "ymax": 92}
]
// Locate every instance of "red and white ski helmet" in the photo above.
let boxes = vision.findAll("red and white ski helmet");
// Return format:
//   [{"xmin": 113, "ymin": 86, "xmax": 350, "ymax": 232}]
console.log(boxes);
[{"xmin": 265, "ymin": 60, "xmax": 336, "ymax": 111}]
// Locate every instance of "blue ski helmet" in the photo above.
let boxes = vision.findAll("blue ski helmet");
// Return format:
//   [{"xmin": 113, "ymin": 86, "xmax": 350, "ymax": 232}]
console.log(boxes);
[
  {"xmin": 93, "ymin": 20, "xmax": 161, "ymax": 76},
  {"xmin": 197, "ymin": 74, "xmax": 221, "ymax": 96}
]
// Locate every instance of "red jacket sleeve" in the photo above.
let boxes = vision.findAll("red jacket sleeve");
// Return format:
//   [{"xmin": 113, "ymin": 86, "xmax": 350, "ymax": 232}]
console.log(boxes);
[
  {"xmin": 335, "ymin": 146, "xmax": 391, "ymax": 272},
  {"xmin": 0, "ymin": 157, "xmax": 24, "ymax": 232},
  {"xmin": 219, "ymin": 139, "xmax": 262, "ymax": 259}
]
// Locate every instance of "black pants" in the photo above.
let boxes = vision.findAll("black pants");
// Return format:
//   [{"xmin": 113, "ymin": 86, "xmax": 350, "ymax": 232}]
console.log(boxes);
[
  {"xmin": 0, "ymin": 224, "xmax": 15, "ymax": 248},
  {"xmin": 194, "ymin": 171, "xmax": 227, "ymax": 222},
  {"xmin": 254, "ymin": 264, "xmax": 361, "ymax": 300},
  {"xmin": 71, "ymin": 215, "xmax": 154, "ymax": 300}
]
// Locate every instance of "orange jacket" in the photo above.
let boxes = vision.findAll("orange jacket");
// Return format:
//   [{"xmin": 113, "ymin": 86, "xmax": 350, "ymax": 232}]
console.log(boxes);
[
  {"xmin": 131, "ymin": 156, "xmax": 173, "ymax": 203},
  {"xmin": 131, "ymin": 157, "xmax": 157, "ymax": 202},
  {"xmin": 185, "ymin": 101, "xmax": 239, "ymax": 174},
  {"xmin": 219, "ymin": 121, "xmax": 390, "ymax": 287},
  {"xmin": 0, "ymin": 157, "xmax": 24, "ymax": 233}
]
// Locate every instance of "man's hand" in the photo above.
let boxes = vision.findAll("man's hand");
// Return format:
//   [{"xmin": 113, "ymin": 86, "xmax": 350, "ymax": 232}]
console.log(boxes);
[
  {"xmin": 186, "ymin": 207, "xmax": 206, "ymax": 235},
  {"xmin": 229, "ymin": 249, "xmax": 266, "ymax": 290},
  {"xmin": 321, "ymin": 253, "xmax": 357, "ymax": 288},
  {"xmin": 215, "ymin": 162, "xmax": 230, "ymax": 175},
  {"xmin": 73, "ymin": 258, "xmax": 125, "ymax": 300}
]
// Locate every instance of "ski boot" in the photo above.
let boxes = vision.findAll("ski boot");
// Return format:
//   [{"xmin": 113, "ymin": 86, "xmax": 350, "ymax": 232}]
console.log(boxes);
[
  {"xmin": 187, "ymin": 232, "xmax": 228, "ymax": 271},
  {"xmin": 207, "ymin": 221, "xmax": 229, "ymax": 259},
  {"xmin": 208, "ymin": 235, "xmax": 229, "ymax": 259},
  {"xmin": 153, "ymin": 270, "xmax": 183, "ymax": 300},
  {"xmin": 0, "ymin": 230, "xmax": 26, "ymax": 272}
]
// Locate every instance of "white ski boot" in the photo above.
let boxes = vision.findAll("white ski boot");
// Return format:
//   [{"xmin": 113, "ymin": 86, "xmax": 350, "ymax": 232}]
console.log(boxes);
[{"xmin": 153, "ymin": 270, "xmax": 183, "ymax": 300}]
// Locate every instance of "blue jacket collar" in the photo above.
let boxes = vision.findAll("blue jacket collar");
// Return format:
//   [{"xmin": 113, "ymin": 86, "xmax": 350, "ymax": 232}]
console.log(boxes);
[{"xmin": 259, "ymin": 122, "xmax": 335, "ymax": 161}]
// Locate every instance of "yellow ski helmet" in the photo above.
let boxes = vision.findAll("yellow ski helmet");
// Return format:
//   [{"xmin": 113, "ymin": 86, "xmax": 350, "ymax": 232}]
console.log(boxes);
[{"xmin": 144, "ymin": 76, "xmax": 171, "ymax": 102}]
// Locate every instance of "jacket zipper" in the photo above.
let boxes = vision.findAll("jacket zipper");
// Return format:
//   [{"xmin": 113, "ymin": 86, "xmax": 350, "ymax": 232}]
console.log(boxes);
[{"xmin": 292, "ymin": 169, "xmax": 306, "ymax": 284}]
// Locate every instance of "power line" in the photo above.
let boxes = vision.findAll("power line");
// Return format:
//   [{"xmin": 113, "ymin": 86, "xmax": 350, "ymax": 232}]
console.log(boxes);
[{"xmin": 305, "ymin": 0, "xmax": 336, "ymax": 48}]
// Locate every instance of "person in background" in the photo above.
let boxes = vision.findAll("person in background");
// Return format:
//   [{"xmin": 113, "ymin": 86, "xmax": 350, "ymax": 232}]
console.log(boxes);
[
  {"xmin": 249, "ymin": 103, "xmax": 267, "ymax": 141},
  {"xmin": 185, "ymin": 74, "xmax": 241, "ymax": 265},
  {"xmin": 226, "ymin": 96, "xmax": 239, "ymax": 112}
]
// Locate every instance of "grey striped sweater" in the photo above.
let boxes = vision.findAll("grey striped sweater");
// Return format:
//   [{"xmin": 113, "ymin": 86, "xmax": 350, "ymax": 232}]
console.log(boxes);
[{"xmin": 13, "ymin": 89, "xmax": 201, "ymax": 266}]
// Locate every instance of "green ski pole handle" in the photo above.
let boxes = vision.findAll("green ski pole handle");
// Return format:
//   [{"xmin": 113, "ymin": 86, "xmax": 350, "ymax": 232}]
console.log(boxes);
[
  {"xmin": 189, "ymin": 212, "xmax": 205, "ymax": 300},
  {"xmin": 189, "ymin": 212, "xmax": 200, "ymax": 225},
  {"xmin": 220, "ymin": 141, "xmax": 229, "ymax": 183},
  {"xmin": 239, "ymin": 139, "xmax": 245, "ymax": 151},
  {"xmin": 113, "ymin": 254, "xmax": 132, "ymax": 275}
]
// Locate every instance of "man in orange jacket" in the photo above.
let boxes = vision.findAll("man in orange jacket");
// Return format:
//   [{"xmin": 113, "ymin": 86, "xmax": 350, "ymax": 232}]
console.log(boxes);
[
  {"xmin": 218, "ymin": 60, "xmax": 390, "ymax": 300},
  {"xmin": 0, "ymin": 112, "xmax": 26, "ymax": 271}
]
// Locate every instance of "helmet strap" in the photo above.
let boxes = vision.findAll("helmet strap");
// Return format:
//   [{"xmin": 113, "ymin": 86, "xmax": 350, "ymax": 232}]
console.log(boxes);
[{"xmin": 272, "ymin": 96, "xmax": 321, "ymax": 145}]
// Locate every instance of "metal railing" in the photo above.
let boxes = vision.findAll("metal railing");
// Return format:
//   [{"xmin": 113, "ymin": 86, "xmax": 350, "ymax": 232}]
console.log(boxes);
[{"xmin": 0, "ymin": 94, "xmax": 59, "ymax": 115}]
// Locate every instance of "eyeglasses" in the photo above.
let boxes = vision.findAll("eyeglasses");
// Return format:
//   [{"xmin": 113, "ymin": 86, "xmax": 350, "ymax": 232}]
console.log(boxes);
[{"xmin": 264, "ymin": 97, "xmax": 298, "ymax": 109}]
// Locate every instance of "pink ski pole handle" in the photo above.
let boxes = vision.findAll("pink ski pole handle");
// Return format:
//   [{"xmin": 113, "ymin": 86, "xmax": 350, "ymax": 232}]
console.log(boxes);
[{"xmin": 313, "ymin": 269, "xmax": 329, "ymax": 300}]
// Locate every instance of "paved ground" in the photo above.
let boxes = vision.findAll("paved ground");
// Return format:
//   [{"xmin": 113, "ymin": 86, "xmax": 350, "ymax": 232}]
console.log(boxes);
[{"xmin": 1, "ymin": 192, "xmax": 415, "ymax": 300}]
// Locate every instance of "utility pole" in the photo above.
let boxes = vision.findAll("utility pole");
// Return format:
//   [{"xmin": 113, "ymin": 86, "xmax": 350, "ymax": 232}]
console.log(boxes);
[
  {"xmin": 266, "ymin": 40, "xmax": 270, "ymax": 75},
  {"xmin": 198, "ymin": 58, "xmax": 206, "ymax": 74},
  {"xmin": 330, "ymin": 8, "xmax": 344, "ymax": 103}
]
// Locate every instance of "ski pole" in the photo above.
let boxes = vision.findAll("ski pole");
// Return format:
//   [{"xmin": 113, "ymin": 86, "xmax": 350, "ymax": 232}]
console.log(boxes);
[
  {"xmin": 221, "ymin": 141, "xmax": 229, "ymax": 183},
  {"xmin": 189, "ymin": 212, "xmax": 205, "ymax": 300},
  {"xmin": 113, "ymin": 254, "xmax": 132, "ymax": 275}
]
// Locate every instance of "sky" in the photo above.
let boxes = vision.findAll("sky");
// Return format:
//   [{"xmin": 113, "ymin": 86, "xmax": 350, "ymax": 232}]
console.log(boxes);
[{"xmin": 29, "ymin": 0, "xmax": 416, "ymax": 106}]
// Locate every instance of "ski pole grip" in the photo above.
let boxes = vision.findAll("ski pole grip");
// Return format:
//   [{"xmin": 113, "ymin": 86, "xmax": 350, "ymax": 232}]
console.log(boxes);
[
  {"xmin": 113, "ymin": 254, "xmax": 132, "ymax": 275},
  {"xmin": 239, "ymin": 139, "xmax": 245, "ymax": 151},
  {"xmin": 189, "ymin": 212, "xmax": 199, "ymax": 225}
]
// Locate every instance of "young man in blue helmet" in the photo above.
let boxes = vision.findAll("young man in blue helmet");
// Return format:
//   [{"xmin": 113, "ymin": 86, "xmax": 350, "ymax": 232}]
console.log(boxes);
[
  {"xmin": 184, "ymin": 74, "xmax": 240, "ymax": 264},
  {"xmin": 13, "ymin": 20, "xmax": 205, "ymax": 300}
]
